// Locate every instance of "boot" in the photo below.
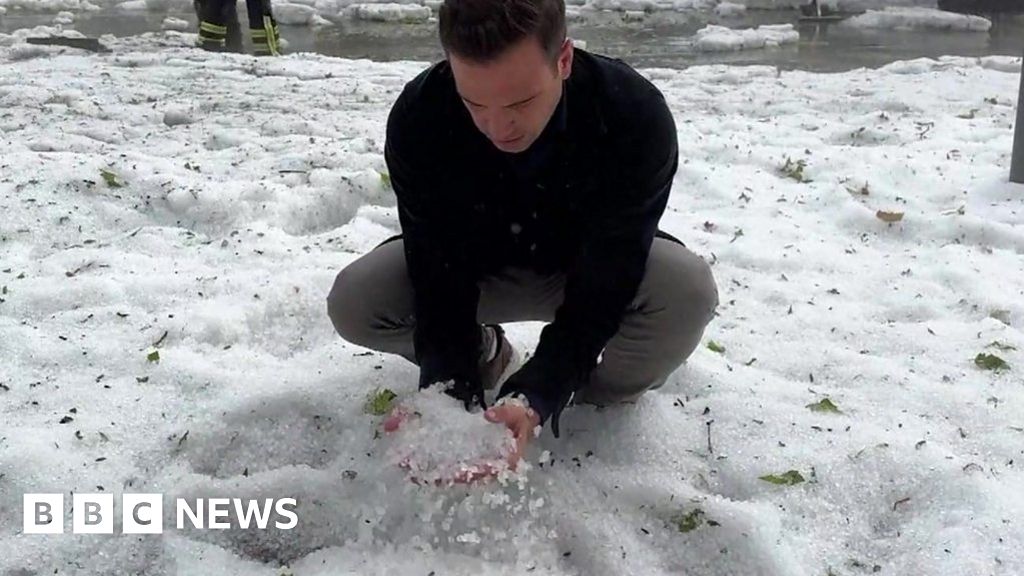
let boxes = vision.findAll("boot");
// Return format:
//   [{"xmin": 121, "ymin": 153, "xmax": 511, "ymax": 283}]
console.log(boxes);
[
  {"xmin": 198, "ymin": 20, "xmax": 229, "ymax": 51},
  {"xmin": 251, "ymin": 15, "xmax": 281, "ymax": 56},
  {"xmin": 479, "ymin": 324, "xmax": 521, "ymax": 391}
]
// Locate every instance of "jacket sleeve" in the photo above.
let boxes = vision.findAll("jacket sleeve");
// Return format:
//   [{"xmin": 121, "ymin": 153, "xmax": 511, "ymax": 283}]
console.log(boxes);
[
  {"xmin": 385, "ymin": 89, "xmax": 483, "ymax": 396},
  {"xmin": 500, "ymin": 92, "xmax": 678, "ymax": 432}
]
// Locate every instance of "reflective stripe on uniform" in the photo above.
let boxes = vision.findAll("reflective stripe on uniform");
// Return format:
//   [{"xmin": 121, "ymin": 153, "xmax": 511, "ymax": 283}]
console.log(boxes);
[
  {"xmin": 263, "ymin": 16, "xmax": 280, "ymax": 56},
  {"xmin": 199, "ymin": 21, "xmax": 228, "ymax": 35}
]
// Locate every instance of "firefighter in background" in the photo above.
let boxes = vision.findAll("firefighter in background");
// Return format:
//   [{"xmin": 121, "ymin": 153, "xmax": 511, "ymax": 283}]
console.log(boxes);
[{"xmin": 195, "ymin": 0, "xmax": 281, "ymax": 56}]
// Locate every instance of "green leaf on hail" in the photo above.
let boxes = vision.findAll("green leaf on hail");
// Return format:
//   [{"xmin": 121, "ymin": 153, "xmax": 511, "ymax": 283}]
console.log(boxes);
[
  {"xmin": 975, "ymin": 353, "xmax": 1009, "ymax": 371},
  {"xmin": 100, "ymin": 169, "xmax": 123, "ymax": 188},
  {"xmin": 806, "ymin": 398, "xmax": 842, "ymax": 414},
  {"xmin": 759, "ymin": 470, "xmax": 806, "ymax": 486},
  {"xmin": 365, "ymin": 388, "xmax": 398, "ymax": 416},
  {"xmin": 673, "ymin": 508, "xmax": 707, "ymax": 533}
]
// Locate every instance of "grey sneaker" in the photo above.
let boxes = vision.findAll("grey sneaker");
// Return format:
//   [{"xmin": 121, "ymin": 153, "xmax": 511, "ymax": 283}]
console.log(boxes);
[{"xmin": 479, "ymin": 324, "xmax": 521, "ymax": 390}]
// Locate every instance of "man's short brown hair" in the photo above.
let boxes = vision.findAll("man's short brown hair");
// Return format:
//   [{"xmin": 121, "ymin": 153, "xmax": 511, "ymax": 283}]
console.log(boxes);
[{"xmin": 439, "ymin": 0, "xmax": 567, "ymax": 63}]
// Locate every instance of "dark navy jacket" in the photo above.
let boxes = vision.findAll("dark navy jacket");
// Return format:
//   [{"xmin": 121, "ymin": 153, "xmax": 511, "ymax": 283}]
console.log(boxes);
[{"xmin": 384, "ymin": 49, "xmax": 679, "ymax": 432}]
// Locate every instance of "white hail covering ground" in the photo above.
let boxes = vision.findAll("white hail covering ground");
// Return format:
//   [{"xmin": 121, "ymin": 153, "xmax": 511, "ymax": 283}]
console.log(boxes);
[
  {"xmin": 693, "ymin": 23, "xmax": 799, "ymax": 52},
  {"xmin": 0, "ymin": 0, "xmax": 942, "ymax": 21},
  {"xmin": 747, "ymin": 0, "xmax": 937, "ymax": 9},
  {"xmin": 271, "ymin": 3, "xmax": 331, "ymax": 27},
  {"xmin": 0, "ymin": 22, "xmax": 86, "ymax": 42},
  {"xmin": 714, "ymin": 1, "xmax": 747, "ymax": 17},
  {"xmin": 346, "ymin": 2, "xmax": 432, "ymax": 23},
  {"xmin": 1, "ymin": 31, "xmax": 1023, "ymax": 576},
  {"xmin": 842, "ymin": 7, "xmax": 992, "ymax": 32}
]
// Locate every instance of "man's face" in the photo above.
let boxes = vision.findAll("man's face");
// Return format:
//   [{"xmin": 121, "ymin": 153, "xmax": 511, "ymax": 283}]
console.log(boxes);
[{"xmin": 449, "ymin": 36, "xmax": 573, "ymax": 154}]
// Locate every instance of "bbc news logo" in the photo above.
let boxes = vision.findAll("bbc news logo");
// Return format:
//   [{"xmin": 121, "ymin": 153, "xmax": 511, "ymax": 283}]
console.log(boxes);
[{"xmin": 24, "ymin": 494, "xmax": 298, "ymax": 534}]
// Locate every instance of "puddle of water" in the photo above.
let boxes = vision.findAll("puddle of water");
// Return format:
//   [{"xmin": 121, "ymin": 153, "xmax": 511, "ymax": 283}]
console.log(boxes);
[
  {"xmin": 1, "ymin": 7, "xmax": 1022, "ymax": 72},
  {"xmin": 0, "ymin": 8, "xmax": 184, "ymax": 38}
]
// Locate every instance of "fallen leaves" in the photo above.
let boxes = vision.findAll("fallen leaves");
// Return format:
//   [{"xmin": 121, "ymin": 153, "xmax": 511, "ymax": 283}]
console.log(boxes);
[
  {"xmin": 759, "ymin": 470, "xmax": 806, "ymax": 486},
  {"xmin": 672, "ymin": 508, "xmax": 720, "ymax": 533},
  {"xmin": 780, "ymin": 157, "xmax": 811, "ymax": 183},
  {"xmin": 806, "ymin": 398, "xmax": 842, "ymax": 414},
  {"xmin": 875, "ymin": 210, "xmax": 904, "ymax": 223},
  {"xmin": 975, "ymin": 353, "xmax": 1009, "ymax": 372},
  {"xmin": 100, "ymin": 168, "xmax": 123, "ymax": 188},
  {"xmin": 365, "ymin": 388, "xmax": 398, "ymax": 416}
]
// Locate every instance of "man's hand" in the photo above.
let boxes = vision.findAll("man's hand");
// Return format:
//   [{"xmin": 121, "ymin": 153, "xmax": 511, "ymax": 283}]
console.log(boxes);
[
  {"xmin": 383, "ymin": 393, "xmax": 540, "ymax": 486},
  {"xmin": 484, "ymin": 400, "xmax": 541, "ymax": 471},
  {"xmin": 382, "ymin": 405, "xmax": 411, "ymax": 433}
]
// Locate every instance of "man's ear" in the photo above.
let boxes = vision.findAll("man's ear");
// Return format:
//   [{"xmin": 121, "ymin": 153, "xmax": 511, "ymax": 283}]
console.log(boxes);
[{"xmin": 558, "ymin": 38, "xmax": 574, "ymax": 80}]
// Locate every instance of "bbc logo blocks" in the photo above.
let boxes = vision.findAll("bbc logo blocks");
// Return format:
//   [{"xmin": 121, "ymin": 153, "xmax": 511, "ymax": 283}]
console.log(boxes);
[
  {"xmin": 23, "ymin": 494, "xmax": 297, "ymax": 533},
  {"xmin": 22, "ymin": 494, "xmax": 63, "ymax": 534},
  {"xmin": 123, "ymin": 494, "xmax": 163, "ymax": 534},
  {"xmin": 24, "ymin": 494, "xmax": 163, "ymax": 534},
  {"xmin": 73, "ymin": 494, "xmax": 114, "ymax": 534}
]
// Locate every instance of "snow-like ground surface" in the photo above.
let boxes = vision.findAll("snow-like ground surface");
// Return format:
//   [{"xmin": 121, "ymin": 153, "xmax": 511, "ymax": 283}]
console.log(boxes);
[
  {"xmin": 0, "ymin": 0, "xmax": 942, "ymax": 23},
  {"xmin": 843, "ymin": 7, "xmax": 992, "ymax": 32},
  {"xmin": 346, "ymin": 2, "xmax": 432, "ymax": 23},
  {"xmin": 693, "ymin": 23, "xmax": 799, "ymax": 52},
  {"xmin": 714, "ymin": 1, "xmax": 747, "ymax": 17},
  {"xmin": 1, "ymin": 32, "xmax": 1023, "ymax": 576},
  {"xmin": 756, "ymin": 0, "xmax": 937, "ymax": 9}
]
